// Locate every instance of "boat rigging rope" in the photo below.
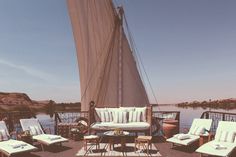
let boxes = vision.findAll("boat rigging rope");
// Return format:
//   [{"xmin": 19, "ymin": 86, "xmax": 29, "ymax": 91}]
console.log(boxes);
[{"xmin": 123, "ymin": 12, "xmax": 160, "ymax": 110}]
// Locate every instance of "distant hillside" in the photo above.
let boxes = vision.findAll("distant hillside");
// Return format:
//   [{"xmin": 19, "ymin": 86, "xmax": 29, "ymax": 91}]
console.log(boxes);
[
  {"xmin": 0, "ymin": 92, "xmax": 54, "ymax": 112},
  {"xmin": 0, "ymin": 92, "xmax": 81, "ymax": 114},
  {"xmin": 177, "ymin": 98, "xmax": 236, "ymax": 110}
]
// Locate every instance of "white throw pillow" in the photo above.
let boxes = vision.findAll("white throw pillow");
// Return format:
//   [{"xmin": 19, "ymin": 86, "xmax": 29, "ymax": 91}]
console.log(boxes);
[
  {"xmin": 129, "ymin": 110, "xmax": 142, "ymax": 122},
  {"xmin": 106, "ymin": 108, "xmax": 117, "ymax": 122},
  {"xmin": 113, "ymin": 110, "xmax": 128, "ymax": 123},
  {"xmin": 95, "ymin": 108, "xmax": 107, "ymax": 122},
  {"xmin": 136, "ymin": 107, "xmax": 146, "ymax": 122},
  {"xmin": 100, "ymin": 111, "xmax": 105, "ymax": 122},
  {"xmin": 100, "ymin": 111, "xmax": 112, "ymax": 122},
  {"xmin": 226, "ymin": 131, "xmax": 236, "ymax": 143},
  {"xmin": 0, "ymin": 129, "xmax": 9, "ymax": 141},
  {"xmin": 104, "ymin": 111, "xmax": 110, "ymax": 122},
  {"xmin": 219, "ymin": 131, "xmax": 228, "ymax": 142},
  {"xmin": 128, "ymin": 110, "xmax": 134, "ymax": 122}
]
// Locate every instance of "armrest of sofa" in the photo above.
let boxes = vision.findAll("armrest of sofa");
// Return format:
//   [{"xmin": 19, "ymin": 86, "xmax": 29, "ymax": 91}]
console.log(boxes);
[
  {"xmin": 146, "ymin": 105, "xmax": 152, "ymax": 135},
  {"xmin": 88, "ymin": 101, "xmax": 96, "ymax": 133}
]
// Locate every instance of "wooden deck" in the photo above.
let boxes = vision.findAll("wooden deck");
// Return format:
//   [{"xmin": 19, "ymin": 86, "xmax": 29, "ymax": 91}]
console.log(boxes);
[{"xmin": 8, "ymin": 136, "xmax": 236, "ymax": 157}]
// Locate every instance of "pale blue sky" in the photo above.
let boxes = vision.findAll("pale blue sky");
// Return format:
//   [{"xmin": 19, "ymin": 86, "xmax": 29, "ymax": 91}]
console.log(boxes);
[{"xmin": 0, "ymin": 0, "xmax": 235, "ymax": 103}]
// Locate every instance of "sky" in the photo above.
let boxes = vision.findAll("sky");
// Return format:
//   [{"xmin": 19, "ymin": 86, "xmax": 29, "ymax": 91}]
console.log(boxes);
[{"xmin": 0, "ymin": 0, "xmax": 236, "ymax": 104}]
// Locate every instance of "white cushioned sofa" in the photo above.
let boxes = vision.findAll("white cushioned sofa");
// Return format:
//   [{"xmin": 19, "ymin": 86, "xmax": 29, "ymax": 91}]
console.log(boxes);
[{"xmin": 89, "ymin": 105, "xmax": 152, "ymax": 135}]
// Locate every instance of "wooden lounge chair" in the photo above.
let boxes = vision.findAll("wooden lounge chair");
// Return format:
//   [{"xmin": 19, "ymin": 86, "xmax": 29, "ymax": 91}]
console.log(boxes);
[
  {"xmin": 167, "ymin": 118, "xmax": 212, "ymax": 147},
  {"xmin": 196, "ymin": 121, "xmax": 236, "ymax": 157},
  {"xmin": 0, "ymin": 121, "xmax": 37, "ymax": 157},
  {"xmin": 20, "ymin": 118, "xmax": 68, "ymax": 151}
]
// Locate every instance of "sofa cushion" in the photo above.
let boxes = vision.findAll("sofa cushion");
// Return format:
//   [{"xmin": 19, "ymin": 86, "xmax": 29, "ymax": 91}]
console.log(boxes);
[
  {"xmin": 119, "ymin": 107, "xmax": 135, "ymax": 112},
  {"xmin": 91, "ymin": 122, "xmax": 150, "ymax": 131}
]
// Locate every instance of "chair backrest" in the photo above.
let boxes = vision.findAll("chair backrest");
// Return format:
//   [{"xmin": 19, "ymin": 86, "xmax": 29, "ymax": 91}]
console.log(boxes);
[
  {"xmin": 215, "ymin": 121, "xmax": 236, "ymax": 141},
  {"xmin": 0, "ymin": 121, "xmax": 10, "ymax": 136},
  {"xmin": 188, "ymin": 118, "xmax": 212, "ymax": 134},
  {"xmin": 20, "ymin": 118, "xmax": 44, "ymax": 133}
]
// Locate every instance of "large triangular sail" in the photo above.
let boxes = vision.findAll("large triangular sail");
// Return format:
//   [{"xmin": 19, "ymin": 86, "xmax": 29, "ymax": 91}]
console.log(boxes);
[{"xmin": 67, "ymin": 0, "xmax": 149, "ymax": 111}]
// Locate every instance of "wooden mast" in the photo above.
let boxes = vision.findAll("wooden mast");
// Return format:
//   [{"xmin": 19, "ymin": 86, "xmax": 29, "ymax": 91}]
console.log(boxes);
[{"xmin": 118, "ymin": 6, "xmax": 124, "ymax": 107}]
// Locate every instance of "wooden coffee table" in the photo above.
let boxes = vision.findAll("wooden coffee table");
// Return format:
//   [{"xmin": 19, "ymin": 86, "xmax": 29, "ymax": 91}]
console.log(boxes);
[{"xmin": 104, "ymin": 131, "xmax": 129, "ymax": 152}]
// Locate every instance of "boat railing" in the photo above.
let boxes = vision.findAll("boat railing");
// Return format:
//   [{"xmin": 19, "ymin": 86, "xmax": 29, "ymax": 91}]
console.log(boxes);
[
  {"xmin": 0, "ymin": 111, "xmax": 35, "ymax": 132},
  {"xmin": 200, "ymin": 111, "xmax": 236, "ymax": 132},
  {"xmin": 54, "ymin": 111, "xmax": 89, "ymax": 134}
]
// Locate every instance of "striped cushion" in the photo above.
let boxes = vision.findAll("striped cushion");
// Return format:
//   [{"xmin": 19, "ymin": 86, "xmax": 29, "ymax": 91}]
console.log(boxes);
[
  {"xmin": 0, "ymin": 129, "xmax": 9, "ymax": 141},
  {"xmin": 100, "ymin": 111, "xmax": 112, "ymax": 122},
  {"xmin": 113, "ymin": 111, "xmax": 128, "ymax": 123},
  {"xmin": 129, "ymin": 110, "xmax": 142, "ymax": 122}
]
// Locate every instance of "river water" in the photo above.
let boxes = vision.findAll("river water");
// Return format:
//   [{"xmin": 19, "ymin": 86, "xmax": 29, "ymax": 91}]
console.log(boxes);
[{"xmin": 36, "ymin": 105, "xmax": 236, "ymax": 133}]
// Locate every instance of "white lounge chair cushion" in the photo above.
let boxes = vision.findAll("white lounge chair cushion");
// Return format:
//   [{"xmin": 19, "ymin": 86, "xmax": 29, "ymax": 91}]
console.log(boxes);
[
  {"xmin": 196, "ymin": 140, "xmax": 236, "ymax": 157},
  {"xmin": 29, "ymin": 126, "xmax": 43, "ymax": 136},
  {"xmin": 0, "ymin": 129, "xmax": 9, "ymax": 141},
  {"xmin": 0, "ymin": 139, "xmax": 36, "ymax": 155},
  {"xmin": 227, "ymin": 131, "xmax": 236, "ymax": 143},
  {"xmin": 167, "ymin": 134, "xmax": 199, "ymax": 146},
  {"xmin": 195, "ymin": 126, "xmax": 207, "ymax": 135},
  {"xmin": 91, "ymin": 122, "xmax": 150, "ymax": 131},
  {"xmin": 189, "ymin": 125, "xmax": 207, "ymax": 136},
  {"xmin": 219, "ymin": 131, "xmax": 228, "ymax": 142},
  {"xmin": 173, "ymin": 133, "xmax": 191, "ymax": 140},
  {"xmin": 215, "ymin": 131, "xmax": 236, "ymax": 143},
  {"xmin": 211, "ymin": 143, "xmax": 227, "ymax": 150},
  {"xmin": 32, "ymin": 134, "xmax": 68, "ymax": 145},
  {"xmin": 188, "ymin": 119, "xmax": 212, "ymax": 135}
]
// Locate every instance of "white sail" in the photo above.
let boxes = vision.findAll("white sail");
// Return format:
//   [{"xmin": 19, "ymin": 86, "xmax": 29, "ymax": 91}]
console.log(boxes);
[{"xmin": 67, "ymin": 0, "xmax": 149, "ymax": 111}]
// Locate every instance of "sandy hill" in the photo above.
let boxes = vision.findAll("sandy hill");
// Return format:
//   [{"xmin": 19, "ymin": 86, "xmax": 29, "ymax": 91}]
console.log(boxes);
[
  {"xmin": 0, "ymin": 92, "xmax": 32, "ymax": 106},
  {"xmin": 0, "ymin": 92, "xmax": 54, "ymax": 112}
]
